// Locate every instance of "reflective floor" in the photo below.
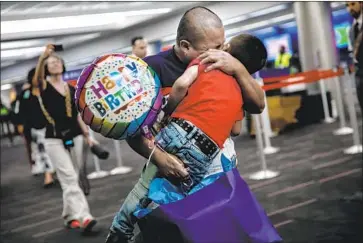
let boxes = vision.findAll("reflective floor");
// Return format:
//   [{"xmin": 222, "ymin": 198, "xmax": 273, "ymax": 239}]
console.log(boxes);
[{"xmin": 1, "ymin": 117, "xmax": 362, "ymax": 243}]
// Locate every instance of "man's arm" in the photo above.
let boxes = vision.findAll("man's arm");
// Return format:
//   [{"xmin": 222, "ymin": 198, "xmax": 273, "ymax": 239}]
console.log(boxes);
[
  {"xmin": 126, "ymin": 133, "xmax": 153, "ymax": 159},
  {"xmin": 126, "ymin": 134, "xmax": 189, "ymax": 178},
  {"xmin": 163, "ymin": 65, "xmax": 198, "ymax": 115},
  {"xmin": 198, "ymin": 50, "xmax": 265, "ymax": 114}
]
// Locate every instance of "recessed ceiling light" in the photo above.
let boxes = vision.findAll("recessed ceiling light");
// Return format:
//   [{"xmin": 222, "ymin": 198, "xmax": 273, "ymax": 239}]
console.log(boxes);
[
  {"xmin": 1, "ymin": 8, "xmax": 172, "ymax": 35},
  {"xmin": 1, "ymin": 39, "xmax": 51, "ymax": 50},
  {"xmin": 1, "ymin": 84, "xmax": 13, "ymax": 91}
]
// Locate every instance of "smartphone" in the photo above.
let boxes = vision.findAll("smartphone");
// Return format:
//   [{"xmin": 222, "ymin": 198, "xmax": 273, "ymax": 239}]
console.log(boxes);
[{"xmin": 53, "ymin": 44, "xmax": 64, "ymax": 52}]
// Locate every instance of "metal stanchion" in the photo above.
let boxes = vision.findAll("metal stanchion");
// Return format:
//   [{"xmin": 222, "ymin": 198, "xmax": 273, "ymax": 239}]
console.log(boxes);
[
  {"xmin": 332, "ymin": 67, "xmax": 353, "ymax": 135},
  {"xmin": 261, "ymin": 92, "xmax": 278, "ymax": 139},
  {"xmin": 254, "ymin": 75, "xmax": 279, "ymax": 154},
  {"xmin": 110, "ymin": 140, "xmax": 133, "ymax": 175},
  {"xmin": 260, "ymin": 93, "xmax": 280, "ymax": 154},
  {"xmin": 315, "ymin": 51, "xmax": 335, "ymax": 124},
  {"xmin": 87, "ymin": 129, "xmax": 110, "ymax": 179},
  {"xmin": 331, "ymin": 99, "xmax": 338, "ymax": 118},
  {"xmin": 318, "ymin": 79, "xmax": 335, "ymax": 124},
  {"xmin": 341, "ymin": 64, "xmax": 362, "ymax": 154},
  {"xmin": 256, "ymin": 72, "xmax": 276, "ymax": 139},
  {"xmin": 249, "ymin": 114, "xmax": 280, "ymax": 180}
]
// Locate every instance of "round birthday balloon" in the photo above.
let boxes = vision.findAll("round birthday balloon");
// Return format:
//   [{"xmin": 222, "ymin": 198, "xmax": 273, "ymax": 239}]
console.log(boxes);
[{"xmin": 75, "ymin": 53, "xmax": 163, "ymax": 140}]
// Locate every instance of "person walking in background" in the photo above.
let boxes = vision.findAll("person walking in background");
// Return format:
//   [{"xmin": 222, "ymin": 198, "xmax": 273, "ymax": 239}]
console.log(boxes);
[
  {"xmin": 345, "ymin": 1, "xmax": 363, "ymax": 202},
  {"xmin": 0, "ymin": 99, "xmax": 14, "ymax": 145},
  {"xmin": 347, "ymin": 1, "xmax": 363, "ymax": 115},
  {"xmin": 32, "ymin": 44, "xmax": 98, "ymax": 232},
  {"xmin": 131, "ymin": 36, "xmax": 148, "ymax": 59},
  {"xmin": 274, "ymin": 45, "xmax": 291, "ymax": 69}
]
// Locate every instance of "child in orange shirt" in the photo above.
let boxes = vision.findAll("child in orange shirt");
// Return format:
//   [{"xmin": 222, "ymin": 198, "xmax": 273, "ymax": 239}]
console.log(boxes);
[{"xmin": 155, "ymin": 34, "xmax": 267, "ymax": 192}]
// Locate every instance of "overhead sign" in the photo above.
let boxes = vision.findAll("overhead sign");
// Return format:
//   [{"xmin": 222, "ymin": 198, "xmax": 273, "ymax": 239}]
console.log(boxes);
[
  {"xmin": 63, "ymin": 68, "xmax": 84, "ymax": 82},
  {"xmin": 63, "ymin": 68, "xmax": 84, "ymax": 86}
]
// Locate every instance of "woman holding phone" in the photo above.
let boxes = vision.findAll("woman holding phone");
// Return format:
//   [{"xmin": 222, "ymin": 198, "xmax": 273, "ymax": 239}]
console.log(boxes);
[{"xmin": 32, "ymin": 44, "xmax": 97, "ymax": 232}]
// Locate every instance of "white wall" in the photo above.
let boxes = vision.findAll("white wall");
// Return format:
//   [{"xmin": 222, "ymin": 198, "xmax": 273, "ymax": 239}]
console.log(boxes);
[{"xmin": 1, "ymin": 1, "xmax": 280, "ymax": 83}]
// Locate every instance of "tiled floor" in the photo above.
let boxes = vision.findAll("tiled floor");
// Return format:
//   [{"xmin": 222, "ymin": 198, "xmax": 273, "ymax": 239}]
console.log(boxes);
[{"xmin": 1, "ymin": 118, "xmax": 362, "ymax": 243}]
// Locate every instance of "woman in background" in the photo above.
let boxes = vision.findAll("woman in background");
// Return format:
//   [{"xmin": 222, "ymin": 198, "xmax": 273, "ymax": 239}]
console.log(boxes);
[{"xmin": 32, "ymin": 44, "xmax": 97, "ymax": 232}]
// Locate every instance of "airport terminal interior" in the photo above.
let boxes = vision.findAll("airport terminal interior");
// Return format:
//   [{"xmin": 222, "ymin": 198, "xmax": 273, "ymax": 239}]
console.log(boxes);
[{"xmin": 1, "ymin": 1, "xmax": 362, "ymax": 243}]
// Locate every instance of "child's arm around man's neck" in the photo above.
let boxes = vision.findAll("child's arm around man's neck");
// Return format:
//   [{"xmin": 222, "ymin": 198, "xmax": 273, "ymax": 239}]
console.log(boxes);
[{"xmin": 164, "ymin": 65, "xmax": 199, "ymax": 115}]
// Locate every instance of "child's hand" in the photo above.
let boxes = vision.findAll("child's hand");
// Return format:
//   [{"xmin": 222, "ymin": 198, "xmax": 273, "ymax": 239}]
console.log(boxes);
[{"xmin": 198, "ymin": 49, "xmax": 246, "ymax": 76}]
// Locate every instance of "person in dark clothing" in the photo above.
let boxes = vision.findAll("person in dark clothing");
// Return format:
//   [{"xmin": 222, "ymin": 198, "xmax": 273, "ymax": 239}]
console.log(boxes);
[
  {"xmin": 131, "ymin": 36, "xmax": 148, "ymax": 59},
  {"xmin": 289, "ymin": 51, "xmax": 302, "ymax": 74},
  {"xmin": 17, "ymin": 68, "xmax": 55, "ymax": 185},
  {"xmin": 347, "ymin": 1, "xmax": 363, "ymax": 115},
  {"xmin": 0, "ymin": 99, "xmax": 13, "ymax": 145},
  {"xmin": 345, "ymin": 1, "xmax": 363, "ymax": 202}
]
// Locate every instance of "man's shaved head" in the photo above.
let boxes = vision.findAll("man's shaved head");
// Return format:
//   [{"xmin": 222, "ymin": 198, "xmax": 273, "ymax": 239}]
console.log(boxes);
[
  {"xmin": 175, "ymin": 6, "xmax": 225, "ymax": 63},
  {"xmin": 176, "ymin": 6, "xmax": 223, "ymax": 46}
]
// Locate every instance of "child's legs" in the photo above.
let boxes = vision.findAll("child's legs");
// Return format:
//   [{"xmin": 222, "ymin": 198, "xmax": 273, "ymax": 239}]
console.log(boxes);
[
  {"xmin": 155, "ymin": 122, "xmax": 218, "ymax": 191},
  {"xmin": 110, "ymin": 161, "xmax": 158, "ymax": 238},
  {"xmin": 175, "ymin": 144, "xmax": 213, "ymax": 191},
  {"xmin": 110, "ymin": 124, "xmax": 187, "ymax": 236}
]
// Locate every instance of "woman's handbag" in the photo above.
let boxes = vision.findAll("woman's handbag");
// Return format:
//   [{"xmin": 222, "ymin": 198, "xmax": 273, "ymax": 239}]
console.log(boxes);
[{"xmin": 78, "ymin": 142, "xmax": 91, "ymax": 196}]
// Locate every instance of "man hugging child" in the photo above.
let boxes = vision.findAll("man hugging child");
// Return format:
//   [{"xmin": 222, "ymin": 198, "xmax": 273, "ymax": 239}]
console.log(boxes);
[{"xmin": 152, "ymin": 33, "xmax": 268, "ymax": 193}]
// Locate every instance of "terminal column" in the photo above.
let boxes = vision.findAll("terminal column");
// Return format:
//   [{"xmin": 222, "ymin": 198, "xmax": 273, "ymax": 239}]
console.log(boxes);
[
  {"xmin": 294, "ymin": 2, "xmax": 319, "ymax": 95},
  {"xmin": 294, "ymin": 2, "xmax": 338, "ymax": 95}
]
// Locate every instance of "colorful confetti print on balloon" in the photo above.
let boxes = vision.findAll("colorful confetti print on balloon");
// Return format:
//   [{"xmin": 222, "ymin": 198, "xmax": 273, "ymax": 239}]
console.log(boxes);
[{"xmin": 75, "ymin": 54, "xmax": 161, "ymax": 140}]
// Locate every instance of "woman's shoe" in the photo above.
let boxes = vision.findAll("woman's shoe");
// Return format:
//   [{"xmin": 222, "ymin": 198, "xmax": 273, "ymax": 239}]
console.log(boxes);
[
  {"xmin": 43, "ymin": 180, "xmax": 55, "ymax": 188},
  {"xmin": 65, "ymin": 220, "xmax": 81, "ymax": 229},
  {"xmin": 43, "ymin": 172, "xmax": 55, "ymax": 188},
  {"xmin": 82, "ymin": 218, "xmax": 97, "ymax": 232}
]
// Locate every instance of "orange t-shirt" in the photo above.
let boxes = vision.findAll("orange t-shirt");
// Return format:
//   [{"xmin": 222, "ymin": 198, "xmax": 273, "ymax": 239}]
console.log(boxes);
[{"xmin": 171, "ymin": 60, "xmax": 243, "ymax": 148}]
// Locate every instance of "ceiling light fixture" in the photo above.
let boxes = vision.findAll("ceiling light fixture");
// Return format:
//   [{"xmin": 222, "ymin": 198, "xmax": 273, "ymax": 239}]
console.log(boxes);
[
  {"xmin": 1, "ymin": 84, "xmax": 13, "ymax": 91},
  {"xmin": 1, "ymin": 46, "xmax": 45, "ymax": 59},
  {"xmin": 225, "ymin": 13, "xmax": 295, "ymax": 37},
  {"xmin": 161, "ymin": 34, "xmax": 177, "ymax": 43},
  {"xmin": 1, "ymin": 39, "xmax": 51, "ymax": 50},
  {"xmin": 248, "ymin": 4, "xmax": 288, "ymax": 18},
  {"xmin": 1, "ymin": 61, "xmax": 17, "ymax": 68},
  {"xmin": 57, "ymin": 33, "xmax": 102, "ymax": 46},
  {"xmin": 223, "ymin": 15, "xmax": 250, "ymax": 26},
  {"xmin": 271, "ymin": 13, "xmax": 295, "ymax": 23},
  {"xmin": 225, "ymin": 20, "xmax": 271, "ymax": 36},
  {"xmin": 223, "ymin": 4, "xmax": 288, "ymax": 26},
  {"xmin": 330, "ymin": 2, "xmax": 345, "ymax": 9},
  {"xmin": 1, "ymin": 8, "xmax": 172, "ymax": 35}
]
